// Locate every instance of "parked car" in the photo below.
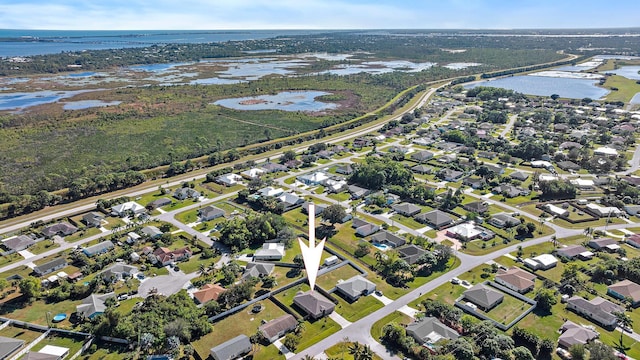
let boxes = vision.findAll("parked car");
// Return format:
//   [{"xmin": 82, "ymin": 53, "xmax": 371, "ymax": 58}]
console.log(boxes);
[{"xmin": 451, "ymin": 277, "xmax": 461, "ymax": 284}]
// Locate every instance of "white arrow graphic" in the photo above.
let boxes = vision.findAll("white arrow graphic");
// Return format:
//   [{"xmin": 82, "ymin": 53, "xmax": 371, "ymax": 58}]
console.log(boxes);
[{"xmin": 298, "ymin": 203, "xmax": 326, "ymax": 291}]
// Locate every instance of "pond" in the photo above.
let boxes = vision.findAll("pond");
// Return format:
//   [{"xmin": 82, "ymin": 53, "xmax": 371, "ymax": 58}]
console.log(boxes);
[
  {"xmin": 213, "ymin": 91, "xmax": 337, "ymax": 112},
  {"xmin": 605, "ymin": 66, "xmax": 640, "ymax": 80},
  {"xmin": 318, "ymin": 60, "xmax": 435, "ymax": 75},
  {"xmin": 465, "ymin": 75, "xmax": 609, "ymax": 99},
  {"xmin": 631, "ymin": 93, "xmax": 640, "ymax": 105},
  {"xmin": 63, "ymin": 100, "xmax": 122, "ymax": 110},
  {"xmin": 0, "ymin": 90, "xmax": 90, "ymax": 111}
]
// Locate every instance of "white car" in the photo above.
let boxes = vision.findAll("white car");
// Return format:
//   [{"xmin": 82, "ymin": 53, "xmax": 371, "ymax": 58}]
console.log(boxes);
[{"xmin": 450, "ymin": 277, "xmax": 460, "ymax": 284}]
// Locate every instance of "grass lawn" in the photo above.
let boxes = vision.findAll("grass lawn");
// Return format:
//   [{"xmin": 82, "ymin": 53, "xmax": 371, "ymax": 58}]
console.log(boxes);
[
  {"xmin": 328, "ymin": 192, "xmax": 351, "ymax": 202},
  {"xmin": 324, "ymin": 341, "xmax": 384, "ymax": 360},
  {"xmin": 483, "ymin": 291, "xmax": 532, "ymax": 326},
  {"xmin": 191, "ymin": 298, "xmax": 287, "ymax": 358},
  {"xmin": 31, "ymin": 333, "xmax": 87, "ymax": 357},
  {"xmin": 297, "ymin": 317, "xmax": 342, "ymax": 351},
  {"xmin": 327, "ymin": 223, "xmax": 378, "ymax": 268},
  {"xmin": 0, "ymin": 252, "xmax": 23, "ymax": 267},
  {"xmin": 334, "ymin": 293, "xmax": 384, "ymax": 322},
  {"xmin": 102, "ymin": 216, "xmax": 126, "ymax": 230},
  {"xmin": 0, "ymin": 324, "xmax": 43, "ymax": 343},
  {"xmin": 316, "ymin": 264, "xmax": 362, "ymax": 290},
  {"xmin": 253, "ymin": 344, "xmax": 285, "ymax": 360},
  {"xmin": 29, "ymin": 240, "xmax": 61, "ymax": 254},
  {"xmin": 370, "ymin": 311, "xmax": 412, "ymax": 340},
  {"xmin": 63, "ymin": 228, "xmax": 102, "ymax": 243},
  {"xmin": 604, "ymin": 75, "xmax": 640, "ymax": 103},
  {"xmin": 0, "ymin": 265, "xmax": 33, "ymax": 280},
  {"xmin": 77, "ymin": 341, "xmax": 133, "ymax": 360},
  {"xmin": 178, "ymin": 253, "xmax": 219, "ymax": 275},
  {"xmin": 0, "ymin": 298, "xmax": 80, "ymax": 329},
  {"xmin": 390, "ymin": 214, "xmax": 424, "ymax": 230},
  {"xmin": 175, "ymin": 207, "xmax": 201, "ymax": 225}
]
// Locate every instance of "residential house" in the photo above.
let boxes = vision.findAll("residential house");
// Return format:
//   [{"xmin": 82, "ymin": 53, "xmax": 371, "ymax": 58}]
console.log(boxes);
[
  {"xmin": 411, "ymin": 164, "xmax": 432, "ymax": 174},
  {"xmin": 315, "ymin": 150, "xmax": 334, "ymax": 159},
  {"xmin": 76, "ymin": 293, "xmax": 115, "ymax": 319},
  {"xmin": 415, "ymin": 210, "xmax": 454, "ymax": 229},
  {"xmin": 478, "ymin": 151, "xmax": 496, "ymax": 160},
  {"xmin": 559, "ymin": 141, "xmax": 583, "ymax": 151},
  {"xmin": 559, "ymin": 161, "xmax": 582, "ymax": 172},
  {"xmin": 489, "ymin": 213, "xmax": 521, "ymax": 228},
  {"xmin": 293, "ymin": 291, "xmax": 335, "ymax": 319},
  {"xmin": 463, "ymin": 284, "xmax": 504, "ymax": 311},
  {"xmin": 2, "ymin": 235, "xmax": 36, "ymax": 252},
  {"xmin": 215, "ymin": 173, "xmax": 242, "ymax": 187},
  {"xmin": 558, "ymin": 320, "xmax": 599, "ymax": 349},
  {"xmin": 571, "ymin": 178, "xmax": 595, "ymax": 190},
  {"xmin": 482, "ymin": 163, "xmax": 505, "ymax": 175},
  {"xmin": 523, "ymin": 254, "xmax": 558, "ymax": 270},
  {"xmin": 147, "ymin": 197, "xmax": 172, "ymax": 210},
  {"xmin": 509, "ymin": 171, "xmax": 529, "ymax": 181},
  {"xmin": 397, "ymin": 245, "xmax": 427, "ymax": 265},
  {"xmin": 209, "ymin": 335, "xmax": 252, "ymax": 360},
  {"xmin": 587, "ymin": 238, "xmax": 620, "ymax": 252},
  {"xmin": 566, "ymin": 296, "xmax": 623, "ymax": 328},
  {"xmin": 411, "ymin": 150, "xmax": 434, "ymax": 163},
  {"xmin": 24, "ymin": 347, "xmax": 68, "ymax": 360},
  {"xmin": 406, "ymin": 317, "xmax": 459, "ymax": 345},
  {"xmin": 297, "ymin": 171, "xmax": 330, "ymax": 186},
  {"xmin": 392, "ymin": 202, "xmax": 422, "ymax": 217},
  {"xmin": 240, "ymin": 168, "xmax": 265, "ymax": 180},
  {"xmin": 242, "ymin": 262, "xmax": 275, "ymax": 280},
  {"xmin": 82, "ymin": 212, "xmax": 104, "ymax": 228},
  {"xmin": 463, "ymin": 176, "xmax": 485, "ymax": 189},
  {"xmin": 257, "ymin": 186, "xmax": 284, "ymax": 197},
  {"xmin": 608, "ymin": 280, "xmax": 640, "ymax": 307},
  {"xmin": 101, "ymin": 264, "xmax": 139, "ymax": 282},
  {"xmin": 199, "ymin": 206, "xmax": 225, "ymax": 221},
  {"xmin": 627, "ymin": 234, "xmax": 640, "ymax": 248},
  {"xmin": 493, "ymin": 184, "xmax": 528, "ymax": 198},
  {"xmin": 438, "ymin": 169, "xmax": 464, "ymax": 182},
  {"xmin": 83, "ymin": 240, "xmax": 115, "ymax": 257},
  {"xmin": 371, "ymin": 231, "xmax": 406, "ymax": 248},
  {"xmin": 352, "ymin": 218, "xmax": 380, "ymax": 237},
  {"xmin": 348, "ymin": 185, "xmax": 370, "ymax": 199},
  {"xmin": 545, "ymin": 203, "xmax": 569, "ymax": 217},
  {"xmin": 259, "ymin": 314, "xmax": 298, "ymax": 343},
  {"xmin": 111, "ymin": 201, "xmax": 145, "ymax": 217},
  {"xmin": 323, "ymin": 178, "xmax": 348, "ymax": 193},
  {"xmin": 34, "ymin": 258, "xmax": 67, "ymax": 276},
  {"xmin": 463, "ymin": 201, "xmax": 488, "ymax": 214},
  {"xmin": 141, "ymin": 226, "xmax": 163, "ymax": 239},
  {"xmin": 0, "ymin": 336, "xmax": 24, "ymax": 359},
  {"xmin": 624, "ymin": 205, "xmax": 640, "ymax": 216},
  {"xmin": 586, "ymin": 203, "xmax": 622, "ymax": 217},
  {"xmin": 193, "ymin": 284, "xmax": 226, "ymax": 304},
  {"xmin": 284, "ymin": 159, "xmax": 302, "ymax": 169},
  {"xmin": 594, "ymin": 146, "xmax": 619, "ymax": 157},
  {"xmin": 336, "ymin": 164, "xmax": 354, "ymax": 175},
  {"xmin": 261, "ymin": 162, "xmax": 289, "ymax": 173},
  {"xmin": 335, "ymin": 275, "xmax": 376, "ymax": 302},
  {"xmin": 556, "ymin": 245, "xmax": 593, "ymax": 260},
  {"xmin": 302, "ymin": 202, "xmax": 327, "ymax": 217},
  {"xmin": 276, "ymin": 192, "xmax": 304, "ymax": 210},
  {"xmin": 494, "ymin": 267, "xmax": 536, "ymax": 294},
  {"xmin": 446, "ymin": 222, "xmax": 494, "ymax": 242},
  {"xmin": 152, "ymin": 247, "xmax": 192, "ymax": 266},
  {"xmin": 173, "ymin": 187, "xmax": 200, "ymax": 201},
  {"xmin": 254, "ymin": 243, "xmax": 285, "ymax": 261},
  {"xmin": 41, "ymin": 222, "xmax": 78, "ymax": 238},
  {"xmin": 438, "ymin": 154, "xmax": 457, "ymax": 164}
]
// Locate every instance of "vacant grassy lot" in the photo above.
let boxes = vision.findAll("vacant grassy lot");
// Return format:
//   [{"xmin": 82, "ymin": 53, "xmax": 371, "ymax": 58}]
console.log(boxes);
[
  {"xmin": 370, "ymin": 311, "xmax": 412, "ymax": 340},
  {"xmin": 604, "ymin": 75, "xmax": 640, "ymax": 103},
  {"xmin": 334, "ymin": 293, "xmax": 384, "ymax": 322}
]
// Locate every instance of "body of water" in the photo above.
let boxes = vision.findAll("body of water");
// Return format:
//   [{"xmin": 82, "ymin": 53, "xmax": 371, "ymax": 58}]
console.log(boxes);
[
  {"xmin": 0, "ymin": 90, "xmax": 90, "ymax": 111},
  {"xmin": 62, "ymin": 100, "xmax": 122, "ymax": 110},
  {"xmin": 631, "ymin": 93, "xmax": 640, "ymax": 105},
  {"xmin": 606, "ymin": 66, "xmax": 640, "ymax": 80},
  {"xmin": 0, "ymin": 30, "xmax": 331, "ymax": 57},
  {"xmin": 213, "ymin": 91, "xmax": 337, "ymax": 112},
  {"xmin": 465, "ymin": 75, "xmax": 609, "ymax": 99}
]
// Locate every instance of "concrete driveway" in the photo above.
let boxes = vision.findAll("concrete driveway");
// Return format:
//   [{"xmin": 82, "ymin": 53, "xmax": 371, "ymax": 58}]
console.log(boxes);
[{"xmin": 138, "ymin": 266, "xmax": 199, "ymax": 297}]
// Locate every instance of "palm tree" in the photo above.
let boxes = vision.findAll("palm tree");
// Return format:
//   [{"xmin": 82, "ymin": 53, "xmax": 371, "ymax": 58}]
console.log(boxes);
[
  {"xmin": 583, "ymin": 227, "xmax": 594, "ymax": 240},
  {"xmin": 614, "ymin": 310, "xmax": 633, "ymax": 344}
]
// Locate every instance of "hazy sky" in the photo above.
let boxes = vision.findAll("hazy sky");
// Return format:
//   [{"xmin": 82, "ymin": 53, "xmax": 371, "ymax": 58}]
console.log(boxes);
[{"xmin": 1, "ymin": 0, "xmax": 638, "ymax": 30}]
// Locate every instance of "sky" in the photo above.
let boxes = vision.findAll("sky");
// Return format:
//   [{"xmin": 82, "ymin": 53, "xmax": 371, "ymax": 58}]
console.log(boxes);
[{"xmin": 1, "ymin": 0, "xmax": 639, "ymax": 30}]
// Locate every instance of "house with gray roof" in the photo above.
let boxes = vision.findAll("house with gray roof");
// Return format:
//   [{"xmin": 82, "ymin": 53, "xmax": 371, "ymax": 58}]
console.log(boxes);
[
  {"xmin": 335, "ymin": 275, "xmax": 376, "ymax": 302},
  {"xmin": 2, "ymin": 235, "xmax": 36, "ymax": 252},
  {"xmin": 259, "ymin": 314, "xmax": 298, "ymax": 343},
  {"xmin": 0, "ymin": 336, "xmax": 25, "ymax": 359},
  {"xmin": 82, "ymin": 212, "xmax": 104, "ymax": 228},
  {"xmin": 463, "ymin": 201, "xmax": 488, "ymax": 214},
  {"xmin": 397, "ymin": 245, "xmax": 427, "ymax": 265},
  {"xmin": 509, "ymin": 171, "xmax": 529, "ymax": 181},
  {"xmin": 489, "ymin": 213, "xmax": 521, "ymax": 228},
  {"xmin": 141, "ymin": 226, "xmax": 163, "ymax": 239},
  {"xmin": 463, "ymin": 284, "xmax": 504, "ymax": 311},
  {"xmin": 83, "ymin": 240, "xmax": 114, "ymax": 257},
  {"xmin": 101, "ymin": 264, "xmax": 139, "ymax": 282},
  {"xmin": 415, "ymin": 210, "xmax": 454, "ymax": 229},
  {"xmin": 262, "ymin": 162, "xmax": 289, "ymax": 173},
  {"xmin": 371, "ymin": 231, "xmax": 406, "ymax": 248},
  {"xmin": 41, "ymin": 222, "xmax": 78, "ymax": 238},
  {"xmin": 411, "ymin": 150, "xmax": 434, "ymax": 163},
  {"xmin": 276, "ymin": 192, "xmax": 304, "ymax": 210},
  {"xmin": 198, "ymin": 205, "xmax": 225, "ymax": 221},
  {"xmin": 392, "ymin": 202, "xmax": 422, "ymax": 217},
  {"xmin": 302, "ymin": 202, "xmax": 327, "ymax": 217},
  {"xmin": 210, "ymin": 334, "xmax": 252, "ymax": 360},
  {"xmin": 173, "ymin": 187, "xmax": 201, "ymax": 200},
  {"xmin": 242, "ymin": 262, "xmax": 275, "ymax": 280},
  {"xmin": 411, "ymin": 164, "xmax": 432, "ymax": 174},
  {"xmin": 406, "ymin": 317, "xmax": 459, "ymax": 345},
  {"xmin": 566, "ymin": 296, "xmax": 623, "ymax": 328},
  {"xmin": 293, "ymin": 291, "xmax": 335, "ymax": 319},
  {"xmin": 558, "ymin": 320, "xmax": 599, "ymax": 349},
  {"xmin": 76, "ymin": 292, "xmax": 115, "ymax": 319},
  {"xmin": 556, "ymin": 245, "xmax": 593, "ymax": 260},
  {"xmin": 493, "ymin": 184, "xmax": 528, "ymax": 198},
  {"xmin": 352, "ymin": 218, "xmax": 379, "ymax": 237},
  {"xmin": 147, "ymin": 197, "xmax": 172, "ymax": 210},
  {"xmin": 34, "ymin": 258, "xmax": 67, "ymax": 276},
  {"xmin": 348, "ymin": 185, "xmax": 370, "ymax": 199},
  {"xmin": 23, "ymin": 351, "xmax": 59, "ymax": 360}
]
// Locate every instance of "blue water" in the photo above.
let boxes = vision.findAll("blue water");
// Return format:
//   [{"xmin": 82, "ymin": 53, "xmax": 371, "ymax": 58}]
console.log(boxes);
[
  {"xmin": 214, "ymin": 91, "xmax": 337, "ymax": 112},
  {"xmin": 67, "ymin": 72, "xmax": 97, "ymax": 78},
  {"xmin": 63, "ymin": 100, "xmax": 122, "ymax": 110},
  {"xmin": 129, "ymin": 63, "xmax": 190, "ymax": 72},
  {"xmin": 373, "ymin": 243, "xmax": 390, "ymax": 251},
  {"xmin": 605, "ymin": 66, "xmax": 640, "ymax": 80},
  {"xmin": 189, "ymin": 78, "xmax": 245, "ymax": 85},
  {"xmin": 631, "ymin": 93, "xmax": 640, "ymax": 105},
  {"xmin": 0, "ymin": 30, "xmax": 332, "ymax": 57},
  {"xmin": 465, "ymin": 75, "xmax": 610, "ymax": 99},
  {"xmin": 0, "ymin": 90, "xmax": 88, "ymax": 111}
]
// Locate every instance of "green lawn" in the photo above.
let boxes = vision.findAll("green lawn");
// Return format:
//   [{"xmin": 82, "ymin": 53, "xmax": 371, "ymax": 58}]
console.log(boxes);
[
  {"xmin": 483, "ymin": 291, "xmax": 532, "ymax": 326},
  {"xmin": 0, "ymin": 298, "xmax": 81, "ymax": 329},
  {"xmin": 29, "ymin": 240, "xmax": 61, "ymax": 254},
  {"xmin": 31, "ymin": 333, "xmax": 87, "ymax": 357},
  {"xmin": 191, "ymin": 299, "xmax": 288, "ymax": 358},
  {"xmin": 253, "ymin": 344, "xmax": 286, "ymax": 360},
  {"xmin": 316, "ymin": 264, "xmax": 362, "ymax": 290},
  {"xmin": 390, "ymin": 214, "xmax": 425, "ymax": 230},
  {"xmin": 370, "ymin": 311, "xmax": 412, "ymax": 340},
  {"xmin": 0, "ymin": 324, "xmax": 43, "ymax": 343},
  {"xmin": 0, "ymin": 252, "xmax": 23, "ymax": 267},
  {"xmin": 324, "ymin": 341, "xmax": 384, "ymax": 360},
  {"xmin": 77, "ymin": 341, "xmax": 133, "ymax": 360},
  {"xmin": 297, "ymin": 317, "xmax": 342, "ymax": 351},
  {"xmin": 604, "ymin": 75, "xmax": 640, "ymax": 103},
  {"xmin": 63, "ymin": 228, "xmax": 102, "ymax": 243},
  {"xmin": 327, "ymin": 192, "xmax": 351, "ymax": 202},
  {"xmin": 334, "ymin": 293, "xmax": 384, "ymax": 322}
]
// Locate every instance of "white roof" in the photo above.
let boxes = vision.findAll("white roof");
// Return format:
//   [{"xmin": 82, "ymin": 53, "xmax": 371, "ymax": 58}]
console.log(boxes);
[
  {"xmin": 586, "ymin": 203, "xmax": 621, "ymax": 215},
  {"xmin": 594, "ymin": 146, "xmax": 618, "ymax": 156},
  {"xmin": 258, "ymin": 187, "xmax": 284, "ymax": 197},
  {"xmin": 241, "ymin": 168, "xmax": 265, "ymax": 178},
  {"xmin": 56, "ymin": 271, "xmax": 68, "ymax": 278},
  {"xmin": 448, "ymin": 222, "xmax": 481, "ymax": 239},
  {"xmin": 39, "ymin": 345, "xmax": 69, "ymax": 357},
  {"xmin": 545, "ymin": 204, "xmax": 567, "ymax": 215},
  {"xmin": 127, "ymin": 232, "xmax": 141, "ymax": 239},
  {"xmin": 538, "ymin": 174, "xmax": 558, "ymax": 182},
  {"xmin": 531, "ymin": 160, "xmax": 552, "ymax": 168},
  {"xmin": 571, "ymin": 179, "xmax": 594, "ymax": 187},
  {"xmin": 606, "ymin": 244, "xmax": 621, "ymax": 251},
  {"xmin": 533, "ymin": 254, "xmax": 558, "ymax": 267},
  {"xmin": 47, "ymin": 275, "xmax": 59, "ymax": 282},
  {"xmin": 580, "ymin": 251, "xmax": 595, "ymax": 258},
  {"xmin": 523, "ymin": 258, "xmax": 539, "ymax": 268},
  {"xmin": 112, "ymin": 201, "xmax": 145, "ymax": 214}
]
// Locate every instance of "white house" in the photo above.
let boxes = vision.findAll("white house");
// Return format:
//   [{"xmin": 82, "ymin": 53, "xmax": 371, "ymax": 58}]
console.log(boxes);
[{"xmin": 111, "ymin": 201, "xmax": 145, "ymax": 217}]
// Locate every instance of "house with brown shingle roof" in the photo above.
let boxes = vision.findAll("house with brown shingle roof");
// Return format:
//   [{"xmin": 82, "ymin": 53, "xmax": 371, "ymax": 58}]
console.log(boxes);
[
  {"xmin": 193, "ymin": 284, "xmax": 226, "ymax": 304},
  {"xmin": 494, "ymin": 267, "xmax": 536, "ymax": 294},
  {"xmin": 293, "ymin": 291, "xmax": 335, "ymax": 319},
  {"xmin": 259, "ymin": 314, "xmax": 298, "ymax": 343},
  {"xmin": 608, "ymin": 279, "xmax": 640, "ymax": 307}
]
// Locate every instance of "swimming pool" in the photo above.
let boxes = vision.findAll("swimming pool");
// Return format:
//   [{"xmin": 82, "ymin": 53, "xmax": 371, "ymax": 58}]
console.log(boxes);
[{"xmin": 373, "ymin": 243, "xmax": 389, "ymax": 251}]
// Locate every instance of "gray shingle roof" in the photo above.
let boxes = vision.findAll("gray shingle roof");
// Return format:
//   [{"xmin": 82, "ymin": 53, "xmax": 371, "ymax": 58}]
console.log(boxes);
[
  {"xmin": 335, "ymin": 275, "xmax": 376, "ymax": 300},
  {"xmin": 463, "ymin": 284, "xmax": 504, "ymax": 310},
  {"xmin": 415, "ymin": 210, "xmax": 454, "ymax": 227},
  {"xmin": 406, "ymin": 317, "xmax": 459, "ymax": 344},
  {"xmin": 209, "ymin": 335, "xmax": 252, "ymax": 360},
  {"xmin": 0, "ymin": 336, "xmax": 25, "ymax": 359}
]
